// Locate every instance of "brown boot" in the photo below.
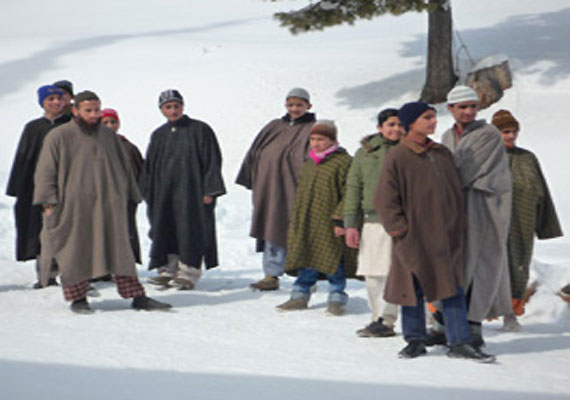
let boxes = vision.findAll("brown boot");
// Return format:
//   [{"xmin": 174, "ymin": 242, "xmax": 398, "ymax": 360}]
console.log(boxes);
[
  {"xmin": 276, "ymin": 297, "xmax": 308, "ymax": 311},
  {"xmin": 326, "ymin": 301, "xmax": 345, "ymax": 316},
  {"xmin": 250, "ymin": 275, "xmax": 279, "ymax": 291}
]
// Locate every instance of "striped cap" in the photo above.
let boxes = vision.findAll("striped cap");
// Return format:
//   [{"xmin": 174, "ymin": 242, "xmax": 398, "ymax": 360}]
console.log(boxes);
[
  {"xmin": 158, "ymin": 89, "xmax": 184, "ymax": 108},
  {"xmin": 447, "ymin": 85, "xmax": 479, "ymax": 104}
]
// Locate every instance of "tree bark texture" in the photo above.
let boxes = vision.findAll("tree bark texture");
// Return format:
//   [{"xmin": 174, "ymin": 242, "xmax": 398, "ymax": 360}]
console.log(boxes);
[{"xmin": 420, "ymin": 1, "xmax": 457, "ymax": 103}]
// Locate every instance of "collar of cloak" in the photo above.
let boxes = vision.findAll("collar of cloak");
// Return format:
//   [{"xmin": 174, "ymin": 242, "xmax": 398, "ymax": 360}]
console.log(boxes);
[
  {"xmin": 401, "ymin": 136, "xmax": 437, "ymax": 154},
  {"xmin": 169, "ymin": 114, "xmax": 192, "ymax": 128},
  {"xmin": 42, "ymin": 113, "xmax": 71, "ymax": 125},
  {"xmin": 281, "ymin": 112, "xmax": 316, "ymax": 125},
  {"xmin": 321, "ymin": 146, "xmax": 347, "ymax": 160},
  {"xmin": 360, "ymin": 133, "xmax": 399, "ymax": 153},
  {"xmin": 453, "ymin": 119, "xmax": 487, "ymax": 139}
]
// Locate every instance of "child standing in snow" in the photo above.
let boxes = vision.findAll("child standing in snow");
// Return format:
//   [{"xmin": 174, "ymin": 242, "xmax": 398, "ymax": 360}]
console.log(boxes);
[
  {"xmin": 277, "ymin": 120, "xmax": 357, "ymax": 316},
  {"xmin": 344, "ymin": 108, "xmax": 403, "ymax": 337},
  {"xmin": 236, "ymin": 88, "xmax": 316, "ymax": 291}
]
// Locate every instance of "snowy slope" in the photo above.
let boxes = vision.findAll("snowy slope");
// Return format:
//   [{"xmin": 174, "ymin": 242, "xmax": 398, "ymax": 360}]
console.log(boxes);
[{"xmin": 1, "ymin": 1, "xmax": 569, "ymax": 399}]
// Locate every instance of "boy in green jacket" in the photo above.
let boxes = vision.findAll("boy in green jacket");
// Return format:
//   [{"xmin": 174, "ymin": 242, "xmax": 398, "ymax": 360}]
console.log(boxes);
[{"xmin": 344, "ymin": 109, "xmax": 402, "ymax": 337}]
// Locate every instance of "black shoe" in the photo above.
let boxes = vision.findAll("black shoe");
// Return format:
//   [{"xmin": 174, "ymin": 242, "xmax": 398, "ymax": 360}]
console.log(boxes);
[
  {"xmin": 447, "ymin": 343, "xmax": 496, "ymax": 363},
  {"xmin": 425, "ymin": 329, "xmax": 447, "ymax": 346},
  {"xmin": 131, "ymin": 296, "xmax": 172, "ymax": 311},
  {"xmin": 357, "ymin": 318, "xmax": 396, "ymax": 338},
  {"xmin": 70, "ymin": 298, "xmax": 94, "ymax": 314},
  {"xmin": 470, "ymin": 335, "xmax": 485, "ymax": 351},
  {"xmin": 86, "ymin": 284, "xmax": 100, "ymax": 298},
  {"xmin": 90, "ymin": 274, "xmax": 112, "ymax": 283},
  {"xmin": 398, "ymin": 341, "xmax": 427, "ymax": 359},
  {"xmin": 33, "ymin": 278, "xmax": 59, "ymax": 289}
]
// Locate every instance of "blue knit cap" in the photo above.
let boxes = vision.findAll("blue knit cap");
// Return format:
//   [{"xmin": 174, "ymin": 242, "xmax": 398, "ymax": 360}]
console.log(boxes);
[
  {"xmin": 37, "ymin": 85, "xmax": 64, "ymax": 107},
  {"xmin": 398, "ymin": 101, "xmax": 435, "ymax": 132}
]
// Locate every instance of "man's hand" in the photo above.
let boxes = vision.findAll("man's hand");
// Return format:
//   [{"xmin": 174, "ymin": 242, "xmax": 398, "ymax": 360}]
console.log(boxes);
[
  {"xmin": 345, "ymin": 227, "xmax": 360, "ymax": 248},
  {"xmin": 203, "ymin": 196, "xmax": 213, "ymax": 205},
  {"xmin": 333, "ymin": 226, "xmax": 345, "ymax": 237},
  {"xmin": 44, "ymin": 205, "xmax": 55, "ymax": 216}
]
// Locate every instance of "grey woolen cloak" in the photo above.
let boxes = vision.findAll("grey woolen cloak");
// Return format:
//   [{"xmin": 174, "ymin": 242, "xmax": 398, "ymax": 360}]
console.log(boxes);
[
  {"xmin": 144, "ymin": 115, "xmax": 226, "ymax": 270},
  {"xmin": 235, "ymin": 113, "xmax": 315, "ymax": 251},
  {"xmin": 442, "ymin": 120, "xmax": 513, "ymax": 321},
  {"xmin": 33, "ymin": 120, "xmax": 142, "ymax": 286}
]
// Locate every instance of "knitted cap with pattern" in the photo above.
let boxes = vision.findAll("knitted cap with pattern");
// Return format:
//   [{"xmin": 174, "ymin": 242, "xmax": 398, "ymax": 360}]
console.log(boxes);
[
  {"xmin": 447, "ymin": 85, "xmax": 479, "ymax": 104},
  {"xmin": 158, "ymin": 89, "xmax": 184, "ymax": 107},
  {"xmin": 491, "ymin": 109, "xmax": 519, "ymax": 131}
]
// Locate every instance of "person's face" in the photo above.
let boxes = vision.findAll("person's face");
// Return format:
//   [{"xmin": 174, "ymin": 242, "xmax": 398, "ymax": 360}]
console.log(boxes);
[
  {"xmin": 73, "ymin": 100, "xmax": 101, "ymax": 124},
  {"xmin": 378, "ymin": 116, "xmax": 403, "ymax": 141},
  {"xmin": 42, "ymin": 94, "xmax": 63, "ymax": 116},
  {"xmin": 447, "ymin": 101, "xmax": 479, "ymax": 126},
  {"xmin": 160, "ymin": 101, "xmax": 184, "ymax": 123},
  {"xmin": 500, "ymin": 126, "xmax": 518, "ymax": 149},
  {"xmin": 102, "ymin": 116, "xmax": 120, "ymax": 133},
  {"xmin": 285, "ymin": 97, "xmax": 311, "ymax": 120},
  {"xmin": 409, "ymin": 109, "xmax": 437, "ymax": 136},
  {"xmin": 309, "ymin": 133, "xmax": 334, "ymax": 153},
  {"xmin": 61, "ymin": 92, "xmax": 72, "ymax": 106}
]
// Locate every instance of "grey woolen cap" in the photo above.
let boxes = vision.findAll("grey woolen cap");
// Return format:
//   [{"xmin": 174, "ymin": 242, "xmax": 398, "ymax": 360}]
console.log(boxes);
[
  {"xmin": 447, "ymin": 85, "xmax": 479, "ymax": 104},
  {"xmin": 158, "ymin": 89, "xmax": 184, "ymax": 107},
  {"xmin": 286, "ymin": 87, "xmax": 310, "ymax": 103}
]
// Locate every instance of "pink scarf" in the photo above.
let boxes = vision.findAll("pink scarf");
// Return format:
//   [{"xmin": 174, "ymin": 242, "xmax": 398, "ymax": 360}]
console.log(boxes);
[{"xmin": 309, "ymin": 144, "xmax": 339, "ymax": 165}]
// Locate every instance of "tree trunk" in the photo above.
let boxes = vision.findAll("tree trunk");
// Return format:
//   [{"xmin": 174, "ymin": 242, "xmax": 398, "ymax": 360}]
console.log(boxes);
[{"xmin": 419, "ymin": 0, "xmax": 457, "ymax": 103}]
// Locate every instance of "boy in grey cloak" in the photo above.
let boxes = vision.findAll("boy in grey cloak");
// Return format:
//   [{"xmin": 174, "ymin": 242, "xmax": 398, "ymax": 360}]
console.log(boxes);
[{"xmin": 439, "ymin": 86, "xmax": 512, "ymax": 349}]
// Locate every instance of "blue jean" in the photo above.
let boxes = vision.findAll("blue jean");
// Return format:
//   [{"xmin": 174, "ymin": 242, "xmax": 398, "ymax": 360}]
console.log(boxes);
[
  {"xmin": 291, "ymin": 263, "xmax": 348, "ymax": 304},
  {"xmin": 402, "ymin": 277, "xmax": 471, "ymax": 346},
  {"xmin": 262, "ymin": 241, "xmax": 286, "ymax": 277}
]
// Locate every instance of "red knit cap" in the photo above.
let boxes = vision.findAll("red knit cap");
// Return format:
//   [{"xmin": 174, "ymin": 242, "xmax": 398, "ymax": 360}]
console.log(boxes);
[{"xmin": 101, "ymin": 108, "xmax": 120, "ymax": 122}]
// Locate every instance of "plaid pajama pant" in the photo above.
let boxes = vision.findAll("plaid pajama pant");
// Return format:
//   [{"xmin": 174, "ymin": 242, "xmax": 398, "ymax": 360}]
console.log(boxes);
[{"xmin": 63, "ymin": 275, "xmax": 146, "ymax": 302}]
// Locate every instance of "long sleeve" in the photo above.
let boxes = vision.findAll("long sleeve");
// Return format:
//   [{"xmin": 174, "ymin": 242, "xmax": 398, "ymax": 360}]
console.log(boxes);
[
  {"xmin": 533, "ymin": 156, "xmax": 563, "ymax": 239},
  {"xmin": 33, "ymin": 133, "xmax": 60, "ymax": 205},
  {"xmin": 235, "ymin": 126, "xmax": 268, "ymax": 190},
  {"xmin": 200, "ymin": 125, "xmax": 226, "ymax": 197},
  {"xmin": 457, "ymin": 128, "xmax": 511, "ymax": 195},
  {"xmin": 6, "ymin": 124, "xmax": 34, "ymax": 197},
  {"xmin": 374, "ymin": 156, "xmax": 407, "ymax": 237},
  {"xmin": 333, "ymin": 156, "xmax": 352, "ymax": 222},
  {"xmin": 343, "ymin": 153, "xmax": 363, "ymax": 228}
]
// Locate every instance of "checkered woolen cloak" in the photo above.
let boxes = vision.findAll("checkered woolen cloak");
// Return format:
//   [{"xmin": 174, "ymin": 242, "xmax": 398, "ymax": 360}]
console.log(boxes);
[
  {"xmin": 507, "ymin": 147, "xmax": 562, "ymax": 299},
  {"xmin": 284, "ymin": 148, "xmax": 358, "ymax": 277}
]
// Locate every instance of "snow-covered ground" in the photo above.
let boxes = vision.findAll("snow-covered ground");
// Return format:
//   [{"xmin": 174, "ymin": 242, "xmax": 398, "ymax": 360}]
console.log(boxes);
[{"xmin": 1, "ymin": 1, "xmax": 569, "ymax": 399}]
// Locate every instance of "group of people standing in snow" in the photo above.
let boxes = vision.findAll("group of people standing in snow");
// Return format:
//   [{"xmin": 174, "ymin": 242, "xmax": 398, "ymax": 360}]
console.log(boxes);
[
  {"xmin": 236, "ymin": 85, "xmax": 562, "ymax": 362},
  {"xmin": 7, "ymin": 83, "xmax": 225, "ymax": 313},
  {"xmin": 6, "ymin": 80, "xmax": 563, "ymax": 363}
]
